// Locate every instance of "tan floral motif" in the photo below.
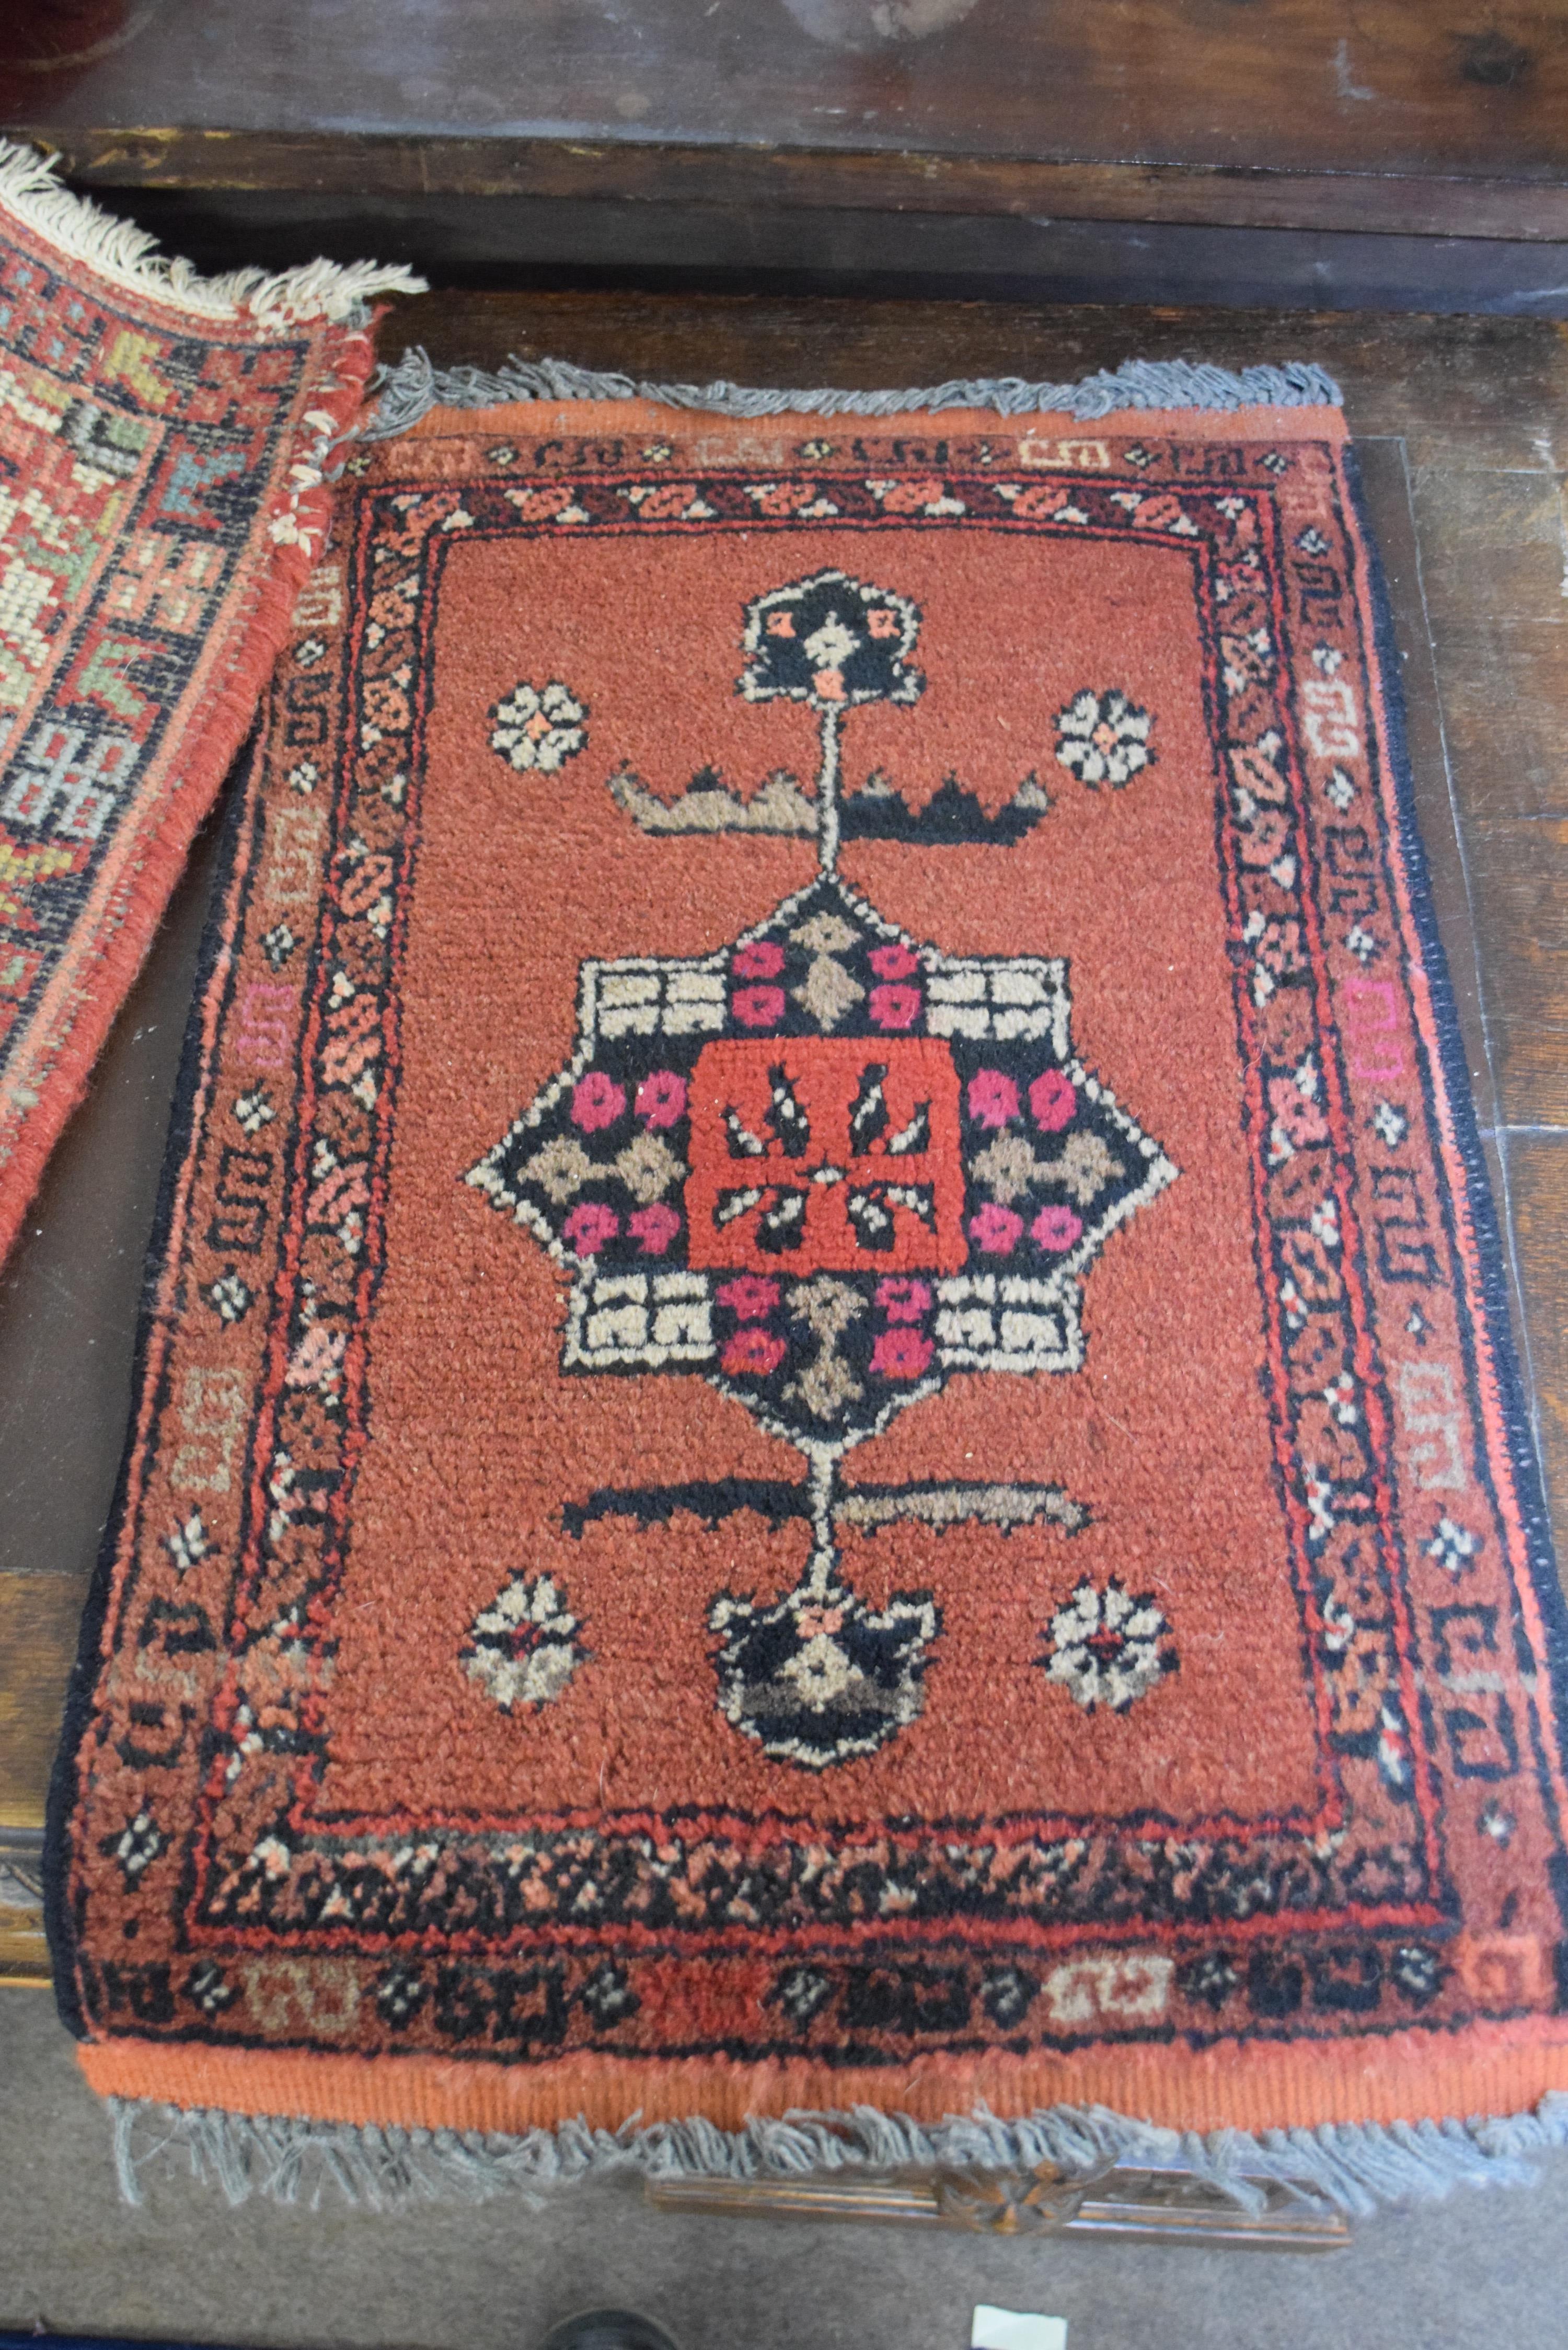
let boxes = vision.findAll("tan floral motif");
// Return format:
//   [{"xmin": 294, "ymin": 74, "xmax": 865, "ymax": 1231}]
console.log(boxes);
[
  {"xmin": 489, "ymin": 679, "xmax": 587, "ymax": 774},
  {"xmin": 614, "ymin": 1131, "xmax": 685, "ymax": 1205},
  {"xmin": 1042, "ymin": 1578, "xmax": 1177, "ymax": 1713},
  {"xmin": 462, "ymin": 1572, "xmax": 587, "ymax": 1713},
  {"xmin": 783, "ymin": 1275, "xmax": 868, "ymax": 1422},
  {"xmin": 1054, "ymin": 689, "xmax": 1155, "ymax": 789},
  {"xmin": 522, "ymin": 1134, "xmax": 594, "ymax": 1203},
  {"xmin": 971, "ymin": 1131, "xmax": 1037, "ymax": 1204}
]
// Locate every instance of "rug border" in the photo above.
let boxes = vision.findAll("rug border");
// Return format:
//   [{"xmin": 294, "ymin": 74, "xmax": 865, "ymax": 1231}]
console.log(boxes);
[
  {"xmin": 42, "ymin": 391, "xmax": 1568, "ymax": 2150},
  {"xmin": 0, "ymin": 326, "xmax": 361, "ymax": 1265},
  {"xmin": 1341, "ymin": 441, "xmax": 1568, "ymax": 1807},
  {"xmin": 42, "ymin": 730, "xmax": 264, "ymax": 2043}
]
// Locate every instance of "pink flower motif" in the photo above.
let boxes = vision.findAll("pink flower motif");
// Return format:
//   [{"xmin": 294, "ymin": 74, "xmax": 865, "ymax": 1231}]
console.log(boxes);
[
  {"xmin": 1031, "ymin": 1204, "xmax": 1083, "ymax": 1252},
  {"xmin": 629, "ymin": 1203, "xmax": 681, "ymax": 1255},
  {"xmin": 721, "ymin": 1327, "xmax": 787, "ymax": 1378},
  {"xmin": 635, "ymin": 1069, "xmax": 687, "ymax": 1128},
  {"xmin": 563, "ymin": 1202, "xmax": 619, "ymax": 1254},
  {"xmin": 1268, "ymin": 1076, "xmax": 1329, "ymax": 1149},
  {"xmin": 733, "ymin": 940, "xmax": 785, "ymax": 980},
  {"xmin": 967, "ymin": 1069, "xmax": 1019, "ymax": 1129},
  {"xmin": 732, "ymin": 985, "xmax": 787, "ymax": 1029},
  {"xmin": 871, "ymin": 1328, "xmax": 934, "ymax": 1380},
  {"xmin": 571, "ymin": 1072, "xmax": 626, "ymax": 1132},
  {"xmin": 875, "ymin": 1275, "xmax": 932, "ymax": 1324},
  {"xmin": 797, "ymin": 1605, "xmax": 845, "ymax": 1637},
  {"xmin": 869, "ymin": 982, "xmax": 921, "ymax": 1031},
  {"xmin": 717, "ymin": 1275, "xmax": 780, "ymax": 1321},
  {"xmin": 867, "ymin": 606, "xmax": 901, "ymax": 637},
  {"xmin": 284, "ymin": 1326, "xmax": 347, "ymax": 1389},
  {"xmin": 970, "ymin": 1202, "xmax": 1023, "ymax": 1255},
  {"xmin": 1029, "ymin": 1069, "xmax": 1077, "ymax": 1132},
  {"xmin": 869, "ymin": 943, "xmax": 918, "ymax": 980}
]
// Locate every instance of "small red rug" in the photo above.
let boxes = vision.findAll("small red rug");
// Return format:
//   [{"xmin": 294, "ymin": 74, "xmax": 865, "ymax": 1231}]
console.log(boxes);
[
  {"xmin": 48, "ymin": 367, "xmax": 1568, "ymax": 2179},
  {"xmin": 0, "ymin": 143, "xmax": 418, "ymax": 1265}
]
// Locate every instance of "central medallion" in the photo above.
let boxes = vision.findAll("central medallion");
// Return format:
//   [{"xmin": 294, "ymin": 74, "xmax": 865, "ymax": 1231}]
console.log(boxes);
[{"xmin": 468, "ymin": 569, "xmax": 1177, "ymax": 1767}]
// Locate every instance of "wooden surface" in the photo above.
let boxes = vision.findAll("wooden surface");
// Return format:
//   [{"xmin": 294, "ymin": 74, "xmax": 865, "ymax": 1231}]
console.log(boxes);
[
  {"xmin": 5, "ymin": 0, "xmax": 1568, "ymax": 242},
  {"xmin": 2, "ymin": 293, "xmax": 1566, "ymax": 1989}
]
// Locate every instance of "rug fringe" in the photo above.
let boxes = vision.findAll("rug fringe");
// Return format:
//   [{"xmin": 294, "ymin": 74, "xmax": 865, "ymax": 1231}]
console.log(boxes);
[
  {"xmin": 0, "ymin": 140, "xmax": 425, "ymax": 324},
  {"xmin": 108, "ymin": 2091, "xmax": 1568, "ymax": 2216},
  {"xmin": 361, "ymin": 348, "xmax": 1344, "ymax": 441}
]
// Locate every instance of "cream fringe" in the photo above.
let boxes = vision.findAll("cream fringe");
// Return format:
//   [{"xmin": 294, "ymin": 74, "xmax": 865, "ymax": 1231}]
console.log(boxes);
[{"xmin": 0, "ymin": 140, "xmax": 424, "ymax": 326}]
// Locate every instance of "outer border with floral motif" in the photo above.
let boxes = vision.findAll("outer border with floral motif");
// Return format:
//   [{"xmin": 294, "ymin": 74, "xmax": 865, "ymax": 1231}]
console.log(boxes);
[{"xmin": 47, "ymin": 397, "xmax": 1568, "ymax": 2136}]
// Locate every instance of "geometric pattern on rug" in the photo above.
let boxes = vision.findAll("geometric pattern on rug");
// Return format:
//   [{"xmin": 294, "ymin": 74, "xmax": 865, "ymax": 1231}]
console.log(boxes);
[
  {"xmin": 0, "ymin": 142, "xmax": 417, "ymax": 1264},
  {"xmin": 48, "ymin": 387, "xmax": 1568, "ymax": 2141}
]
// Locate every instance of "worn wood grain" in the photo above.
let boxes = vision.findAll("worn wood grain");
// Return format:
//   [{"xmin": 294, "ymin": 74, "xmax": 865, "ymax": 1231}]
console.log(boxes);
[
  {"xmin": 1408, "ymin": 470, "xmax": 1568, "ymax": 638},
  {"xmin": 1354, "ymin": 437, "xmax": 1501, "ymax": 1131},
  {"xmin": 20, "ymin": 132, "xmax": 1568, "ymax": 247},
  {"xmin": 391, "ymin": 294, "xmax": 1568, "ymax": 471},
  {"xmin": 1505, "ymin": 1133, "xmax": 1568, "ymax": 1566},
  {"xmin": 5, "ymin": 0, "xmax": 1568, "ymax": 241},
  {"xmin": 1429, "ymin": 627, "xmax": 1568, "ymax": 820},
  {"xmin": 57, "ymin": 187, "xmax": 1568, "ymax": 323},
  {"xmin": 0, "ymin": 1575, "xmax": 87, "ymax": 1833},
  {"xmin": 1466, "ymin": 819, "xmax": 1568, "ymax": 1130}
]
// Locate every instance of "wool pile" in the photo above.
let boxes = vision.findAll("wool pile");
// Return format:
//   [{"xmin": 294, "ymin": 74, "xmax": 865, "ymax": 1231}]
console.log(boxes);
[
  {"xmin": 48, "ymin": 368, "xmax": 1568, "ymax": 2190},
  {"xmin": 0, "ymin": 141, "xmax": 418, "ymax": 1262}
]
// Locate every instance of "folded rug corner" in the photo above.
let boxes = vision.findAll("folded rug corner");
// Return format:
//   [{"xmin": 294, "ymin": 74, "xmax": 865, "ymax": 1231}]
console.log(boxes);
[{"xmin": 0, "ymin": 139, "xmax": 423, "ymax": 1263}]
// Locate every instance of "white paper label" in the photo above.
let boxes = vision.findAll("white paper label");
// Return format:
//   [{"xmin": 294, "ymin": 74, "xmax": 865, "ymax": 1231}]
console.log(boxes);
[{"xmin": 970, "ymin": 2308, "xmax": 1068, "ymax": 2350}]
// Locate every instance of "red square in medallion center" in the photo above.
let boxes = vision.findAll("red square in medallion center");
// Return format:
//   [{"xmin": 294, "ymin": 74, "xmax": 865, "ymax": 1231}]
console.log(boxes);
[{"xmin": 685, "ymin": 1036, "xmax": 967, "ymax": 1274}]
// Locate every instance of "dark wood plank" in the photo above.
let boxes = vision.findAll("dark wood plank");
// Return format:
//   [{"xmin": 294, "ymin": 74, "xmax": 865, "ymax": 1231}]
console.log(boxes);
[
  {"xmin": 1354, "ymin": 435, "xmax": 1500, "ymax": 1133},
  {"xmin": 23, "ymin": 132, "xmax": 1568, "ymax": 246},
  {"xmin": 1466, "ymin": 819, "xmax": 1568, "ymax": 1130},
  {"xmin": 1431, "ymin": 627, "xmax": 1568, "ymax": 820},
  {"xmin": 391, "ymin": 294, "xmax": 1568, "ymax": 471},
  {"xmin": 0, "ymin": 1579, "xmax": 73, "ymax": 1986},
  {"xmin": 1408, "ymin": 468, "xmax": 1567, "ymax": 636},
  {"xmin": 6, "ymin": 0, "xmax": 1568, "ymax": 239},
  {"xmin": 0, "ymin": 809, "xmax": 222, "ymax": 1589},
  {"xmin": 1506, "ymin": 1133, "xmax": 1568, "ymax": 1566},
  {"xmin": 53, "ymin": 187, "xmax": 1568, "ymax": 321},
  {"xmin": 0, "ymin": 1574, "xmax": 87, "ymax": 1833}
]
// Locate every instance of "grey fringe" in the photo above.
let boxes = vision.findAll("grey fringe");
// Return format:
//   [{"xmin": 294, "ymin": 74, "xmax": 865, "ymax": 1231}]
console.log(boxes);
[
  {"xmin": 199, "ymin": 330, "xmax": 1544, "ymax": 2232},
  {"xmin": 110, "ymin": 2091, "xmax": 1568, "ymax": 2217},
  {"xmin": 361, "ymin": 349, "xmax": 1344, "ymax": 443}
]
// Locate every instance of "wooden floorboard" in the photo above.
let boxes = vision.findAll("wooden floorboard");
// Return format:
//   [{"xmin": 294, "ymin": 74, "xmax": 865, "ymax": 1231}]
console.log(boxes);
[
  {"xmin": 9, "ymin": 0, "xmax": 1568, "ymax": 241},
  {"xmin": 1511, "ymin": 1134, "xmax": 1568, "ymax": 1534},
  {"xmin": 3, "ymin": 296, "xmax": 1566, "ymax": 1981}
]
